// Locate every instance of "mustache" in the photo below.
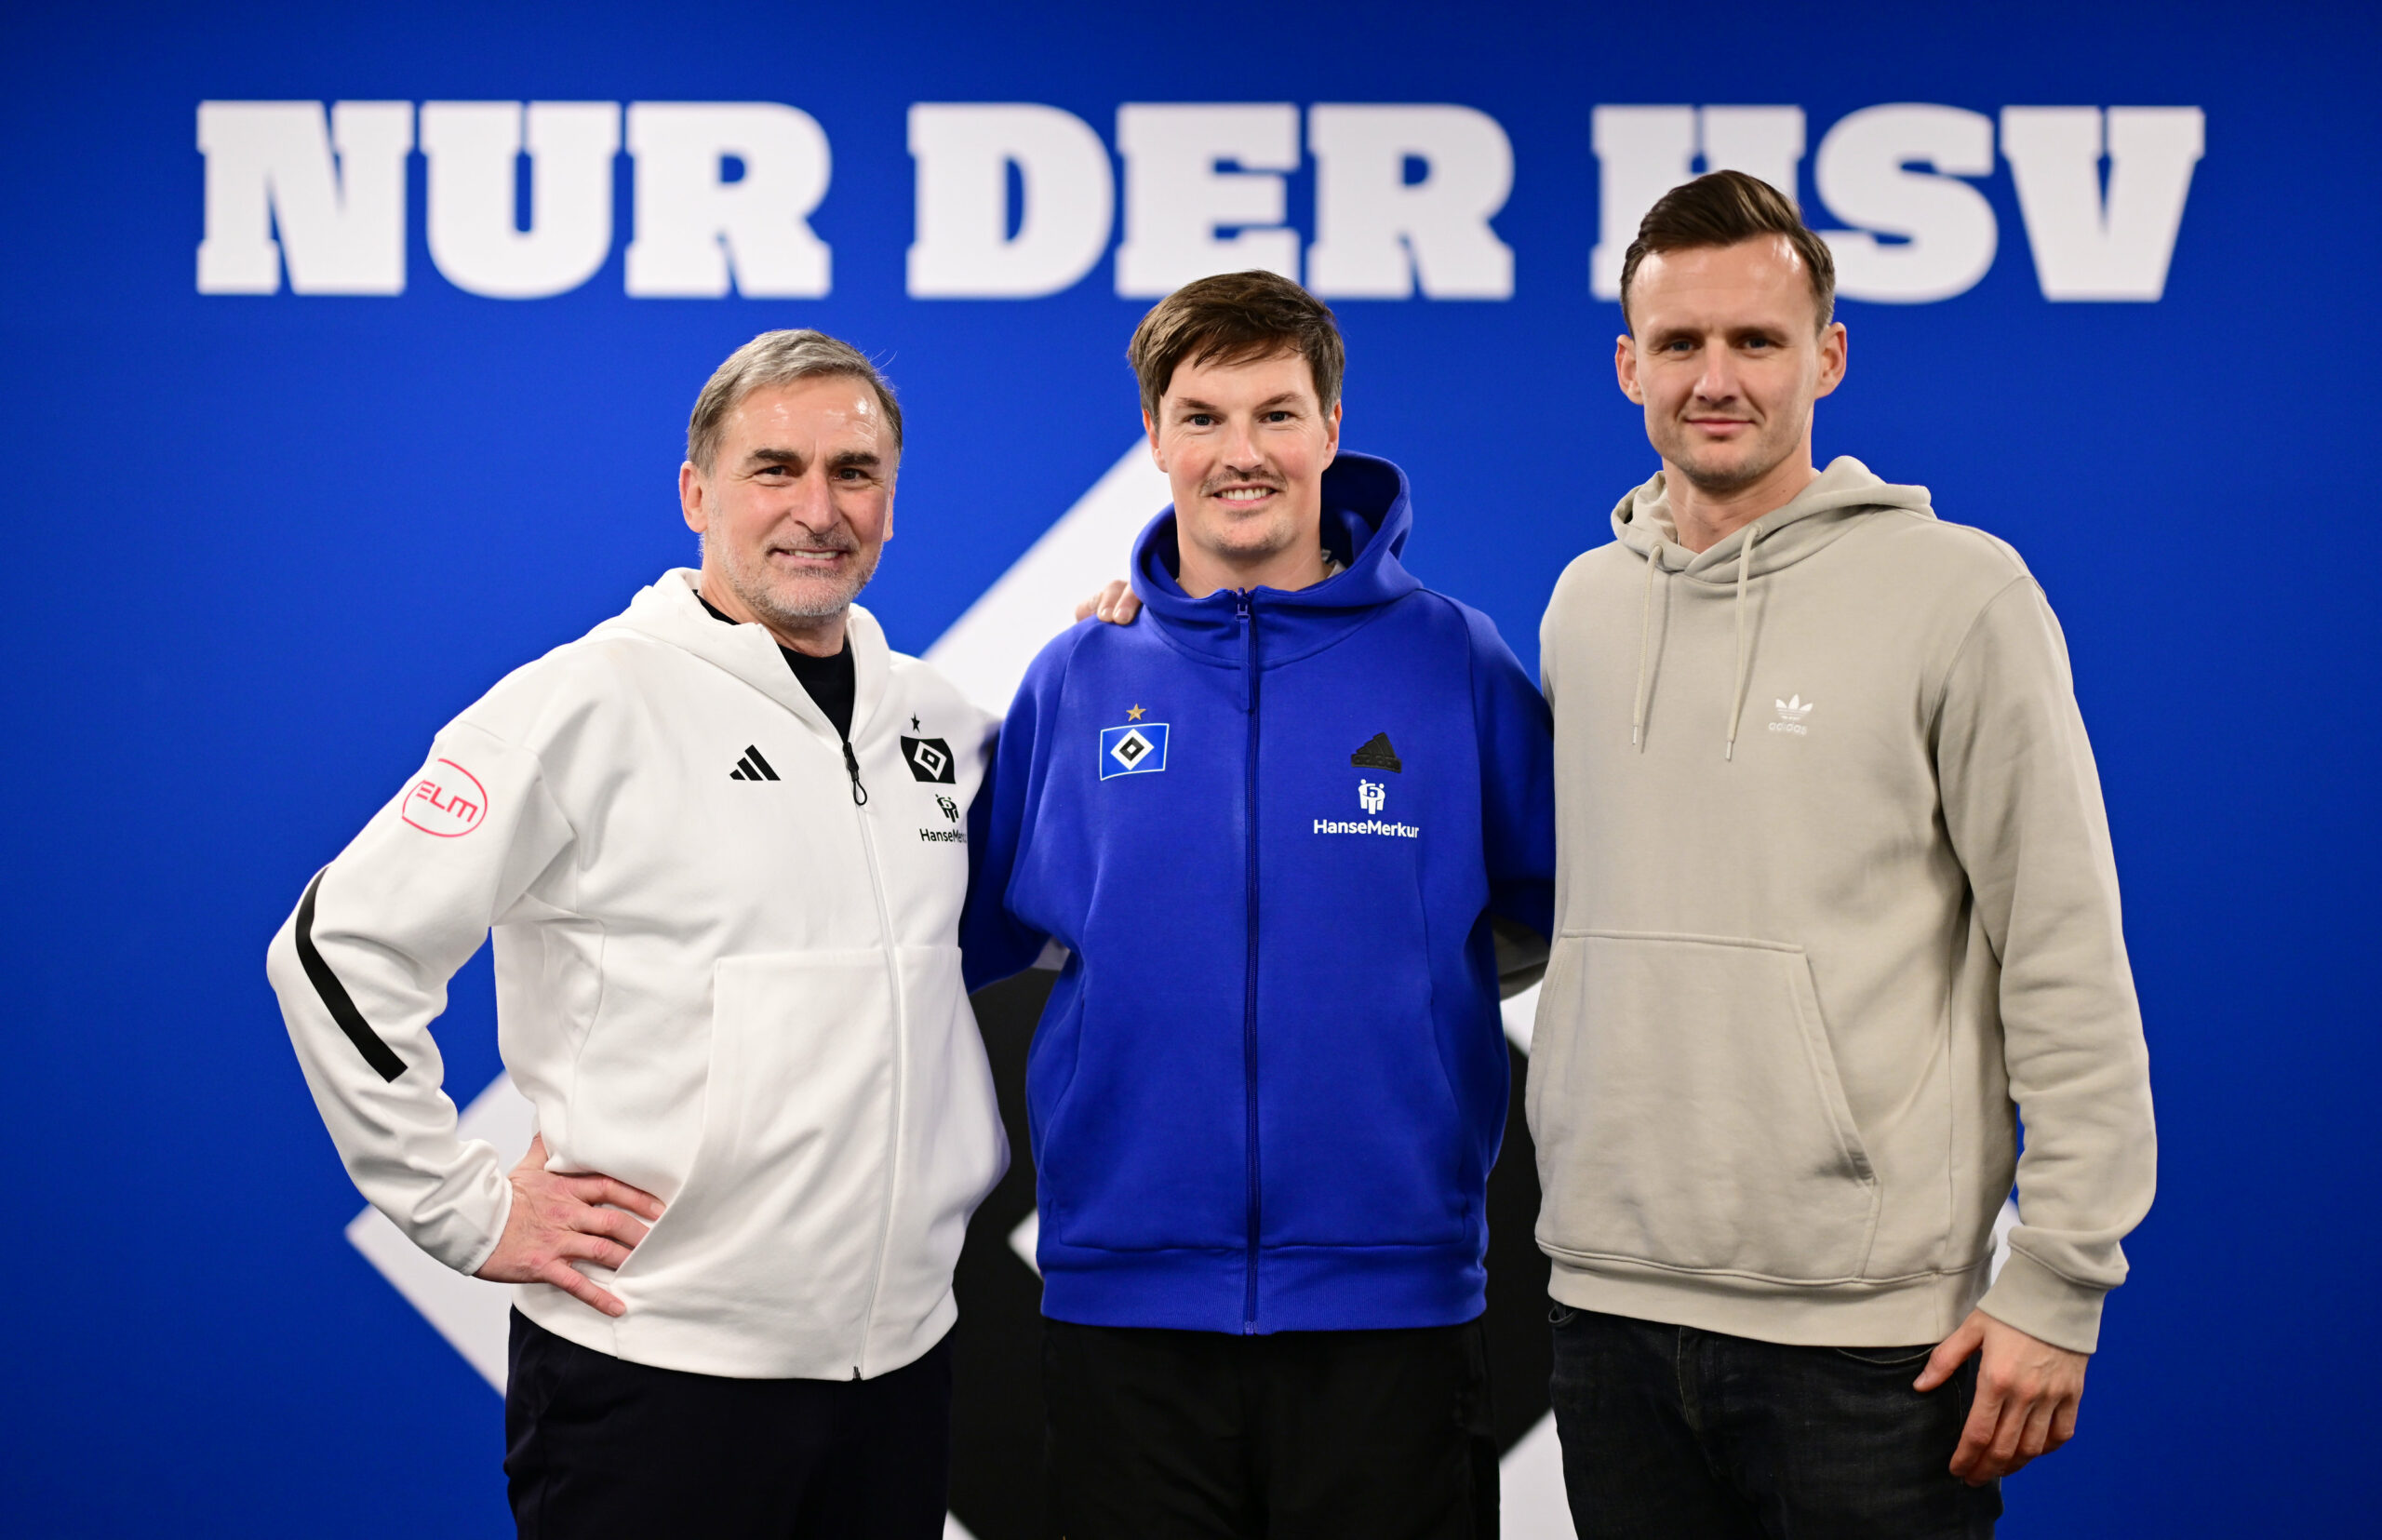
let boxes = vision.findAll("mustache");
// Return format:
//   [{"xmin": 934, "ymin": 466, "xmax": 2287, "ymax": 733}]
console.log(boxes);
[{"xmin": 769, "ymin": 528, "xmax": 859, "ymax": 554}]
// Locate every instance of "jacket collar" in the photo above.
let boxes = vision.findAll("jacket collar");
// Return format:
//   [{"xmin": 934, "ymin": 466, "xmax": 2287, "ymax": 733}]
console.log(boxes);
[
  {"xmin": 603, "ymin": 569, "xmax": 891, "ymax": 741},
  {"xmin": 1126, "ymin": 452, "xmax": 1423, "ymax": 667}
]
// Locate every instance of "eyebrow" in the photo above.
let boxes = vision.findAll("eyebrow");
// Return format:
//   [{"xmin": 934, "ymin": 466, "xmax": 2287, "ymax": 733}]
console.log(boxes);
[
  {"xmin": 1647, "ymin": 321, "xmax": 1792, "ymax": 343},
  {"xmin": 742, "ymin": 447, "xmax": 885, "ymax": 471},
  {"xmin": 1171, "ymin": 392, "xmax": 1305, "ymax": 413}
]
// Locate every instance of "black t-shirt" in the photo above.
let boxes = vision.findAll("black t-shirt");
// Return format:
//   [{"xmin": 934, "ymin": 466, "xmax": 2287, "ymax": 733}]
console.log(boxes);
[{"xmin": 697, "ymin": 591, "xmax": 856, "ymax": 741}]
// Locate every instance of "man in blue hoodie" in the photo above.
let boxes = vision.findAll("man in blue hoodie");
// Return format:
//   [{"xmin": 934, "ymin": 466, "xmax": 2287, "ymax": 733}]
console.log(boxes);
[{"xmin": 963, "ymin": 271, "xmax": 1556, "ymax": 1538}]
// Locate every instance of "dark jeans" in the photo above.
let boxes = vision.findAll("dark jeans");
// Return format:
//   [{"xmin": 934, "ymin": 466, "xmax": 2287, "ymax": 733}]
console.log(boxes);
[
  {"xmin": 1043, "ymin": 1315, "xmax": 1499, "ymax": 1540},
  {"xmin": 1546, "ymin": 1303, "xmax": 2001, "ymax": 1540},
  {"xmin": 503, "ymin": 1309, "xmax": 953, "ymax": 1540}
]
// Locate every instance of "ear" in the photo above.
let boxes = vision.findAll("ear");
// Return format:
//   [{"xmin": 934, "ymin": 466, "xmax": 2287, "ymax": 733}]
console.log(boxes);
[
  {"xmin": 1614, "ymin": 333, "xmax": 1644, "ymax": 405},
  {"xmin": 678, "ymin": 462, "xmax": 707, "ymax": 534},
  {"xmin": 1813, "ymin": 321, "xmax": 1849, "ymax": 400},
  {"xmin": 1143, "ymin": 408, "xmax": 1166, "ymax": 473},
  {"xmin": 1320, "ymin": 398, "xmax": 1342, "ymax": 468}
]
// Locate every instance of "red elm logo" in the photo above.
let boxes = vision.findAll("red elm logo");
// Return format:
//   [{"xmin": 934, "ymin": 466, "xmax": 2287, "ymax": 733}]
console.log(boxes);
[{"xmin": 401, "ymin": 758, "xmax": 488, "ymax": 837}]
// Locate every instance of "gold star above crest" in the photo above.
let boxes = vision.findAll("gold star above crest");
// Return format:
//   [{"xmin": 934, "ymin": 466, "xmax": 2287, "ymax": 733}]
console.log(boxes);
[{"xmin": 1126, "ymin": 704, "xmax": 1146, "ymax": 721}]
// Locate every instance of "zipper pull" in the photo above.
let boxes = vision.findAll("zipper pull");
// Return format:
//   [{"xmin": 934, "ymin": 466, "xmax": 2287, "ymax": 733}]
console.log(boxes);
[{"xmin": 842, "ymin": 740, "xmax": 868, "ymax": 806}]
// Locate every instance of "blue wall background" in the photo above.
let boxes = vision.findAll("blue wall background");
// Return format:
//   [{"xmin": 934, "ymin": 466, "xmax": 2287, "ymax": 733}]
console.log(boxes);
[{"xmin": 3, "ymin": 1, "xmax": 2375, "ymax": 1533}]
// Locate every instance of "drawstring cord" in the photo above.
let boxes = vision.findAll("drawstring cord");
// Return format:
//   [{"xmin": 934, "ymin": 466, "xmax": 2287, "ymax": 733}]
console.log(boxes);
[
  {"xmin": 1629, "ymin": 518, "xmax": 1763, "ymax": 760},
  {"xmin": 1630, "ymin": 542, "xmax": 1662, "ymax": 748},
  {"xmin": 1724, "ymin": 525, "xmax": 1760, "ymax": 761}
]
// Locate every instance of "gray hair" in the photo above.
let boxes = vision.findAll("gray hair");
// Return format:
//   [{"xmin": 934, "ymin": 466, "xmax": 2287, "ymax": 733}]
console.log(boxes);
[{"xmin": 685, "ymin": 329, "xmax": 904, "ymax": 474}]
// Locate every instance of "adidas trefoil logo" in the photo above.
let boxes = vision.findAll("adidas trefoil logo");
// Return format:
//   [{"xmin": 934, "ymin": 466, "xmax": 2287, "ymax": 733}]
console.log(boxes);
[
  {"xmin": 729, "ymin": 744, "xmax": 781, "ymax": 781},
  {"xmin": 1768, "ymin": 695, "xmax": 1813, "ymax": 737}
]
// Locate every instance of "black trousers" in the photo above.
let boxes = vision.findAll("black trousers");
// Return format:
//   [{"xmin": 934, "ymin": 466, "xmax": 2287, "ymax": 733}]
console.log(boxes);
[
  {"xmin": 1546, "ymin": 1304, "xmax": 2002, "ymax": 1540},
  {"xmin": 1042, "ymin": 1315, "xmax": 1499, "ymax": 1540},
  {"xmin": 504, "ymin": 1309, "xmax": 952, "ymax": 1540}
]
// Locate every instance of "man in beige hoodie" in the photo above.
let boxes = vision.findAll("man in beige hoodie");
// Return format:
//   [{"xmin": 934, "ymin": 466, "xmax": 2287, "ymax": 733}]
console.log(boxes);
[{"xmin": 1532, "ymin": 170, "xmax": 2154, "ymax": 1537}]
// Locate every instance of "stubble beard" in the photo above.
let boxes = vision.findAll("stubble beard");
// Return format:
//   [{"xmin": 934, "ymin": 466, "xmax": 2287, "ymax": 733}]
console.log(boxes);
[
  {"xmin": 1189, "ymin": 473, "xmax": 1307, "ymax": 568},
  {"xmin": 1198, "ymin": 512, "xmax": 1299, "ymax": 567},
  {"xmin": 1662, "ymin": 417, "xmax": 1797, "ymax": 499},
  {"xmin": 711, "ymin": 529, "xmax": 880, "ymax": 629}
]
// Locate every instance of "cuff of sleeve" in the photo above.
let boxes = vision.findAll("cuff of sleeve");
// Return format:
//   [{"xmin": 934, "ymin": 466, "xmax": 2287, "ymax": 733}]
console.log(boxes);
[
  {"xmin": 1976, "ymin": 1247, "xmax": 2106, "ymax": 1354},
  {"xmin": 449, "ymin": 1175, "xmax": 513, "ymax": 1278}
]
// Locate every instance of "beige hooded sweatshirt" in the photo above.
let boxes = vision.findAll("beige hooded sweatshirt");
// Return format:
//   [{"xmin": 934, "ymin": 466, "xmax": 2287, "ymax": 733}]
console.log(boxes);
[{"xmin": 1529, "ymin": 457, "xmax": 2153, "ymax": 1354}]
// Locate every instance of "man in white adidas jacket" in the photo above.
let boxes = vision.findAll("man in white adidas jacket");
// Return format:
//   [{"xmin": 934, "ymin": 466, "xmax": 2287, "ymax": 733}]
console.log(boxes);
[{"xmin": 267, "ymin": 330, "xmax": 1006, "ymax": 1539}]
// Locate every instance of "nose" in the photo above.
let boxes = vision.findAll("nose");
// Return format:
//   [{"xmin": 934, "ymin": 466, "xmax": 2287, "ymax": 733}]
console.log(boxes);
[
  {"xmin": 1221, "ymin": 417, "xmax": 1265, "ymax": 472},
  {"xmin": 1694, "ymin": 349, "xmax": 1740, "ymax": 406},
  {"xmin": 779, "ymin": 465, "xmax": 837, "ymax": 528}
]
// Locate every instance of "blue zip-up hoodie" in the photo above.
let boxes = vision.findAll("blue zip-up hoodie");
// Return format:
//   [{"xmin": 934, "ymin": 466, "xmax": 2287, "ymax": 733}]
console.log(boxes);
[{"xmin": 963, "ymin": 452, "xmax": 1555, "ymax": 1333}]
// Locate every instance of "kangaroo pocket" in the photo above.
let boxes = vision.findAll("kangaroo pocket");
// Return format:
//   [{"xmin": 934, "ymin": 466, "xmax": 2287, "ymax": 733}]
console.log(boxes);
[
  {"xmin": 1533, "ymin": 931, "xmax": 1880, "ymax": 1283},
  {"xmin": 608, "ymin": 948, "xmax": 895, "ymax": 1343}
]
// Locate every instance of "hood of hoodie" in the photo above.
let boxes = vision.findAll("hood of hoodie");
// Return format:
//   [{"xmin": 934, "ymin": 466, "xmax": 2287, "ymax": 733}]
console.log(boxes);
[
  {"xmin": 1127, "ymin": 450, "xmax": 1424, "ymax": 669},
  {"xmin": 600, "ymin": 568, "xmax": 892, "ymax": 742},
  {"xmin": 1612, "ymin": 455, "xmax": 1934, "ymax": 582},
  {"xmin": 1608, "ymin": 458, "xmax": 1934, "ymax": 761}
]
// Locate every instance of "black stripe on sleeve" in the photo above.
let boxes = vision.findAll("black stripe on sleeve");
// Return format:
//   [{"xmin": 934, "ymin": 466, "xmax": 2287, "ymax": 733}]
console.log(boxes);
[{"xmin": 294, "ymin": 870, "xmax": 408, "ymax": 1082}]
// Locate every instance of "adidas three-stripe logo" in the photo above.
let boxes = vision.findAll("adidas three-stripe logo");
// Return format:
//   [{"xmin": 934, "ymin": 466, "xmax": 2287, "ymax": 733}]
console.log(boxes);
[{"xmin": 729, "ymin": 744, "xmax": 781, "ymax": 782}]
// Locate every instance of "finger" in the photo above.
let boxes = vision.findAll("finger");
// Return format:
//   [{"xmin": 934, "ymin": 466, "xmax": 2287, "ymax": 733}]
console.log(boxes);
[
  {"xmin": 539, "ymin": 1259, "xmax": 627, "ymax": 1318},
  {"xmin": 574, "ymin": 1203, "xmax": 653, "ymax": 1250},
  {"xmin": 2050, "ymin": 1390, "xmax": 2081, "ymax": 1448},
  {"xmin": 1985, "ymin": 1388, "xmax": 2032, "ymax": 1472},
  {"xmin": 557, "ymin": 1231, "xmax": 636, "ymax": 1272},
  {"xmin": 1914, "ymin": 1323, "xmax": 1981, "ymax": 1392},
  {"xmin": 1947, "ymin": 1379, "xmax": 2002, "ymax": 1481},
  {"xmin": 572, "ymin": 1173, "xmax": 665, "ymax": 1220},
  {"xmin": 1962, "ymin": 1399, "xmax": 2023, "ymax": 1483},
  {"xmin": 2018, "ymin": 1396, "xmax": 2057, "ymax": 1461},
  {"xmin": 517, "ymin": 1133, "xmax": 550, "ymax": 1172},
  {"xmin": 1074, "ymin": 599, "xmax": 1097, "ymax": 622}
]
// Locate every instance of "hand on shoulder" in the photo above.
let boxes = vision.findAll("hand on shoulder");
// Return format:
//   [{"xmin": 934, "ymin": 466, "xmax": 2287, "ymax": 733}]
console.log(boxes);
[{"xmin": 1076, "ymin": 580, "xmax": 1139, "ymax": 626}]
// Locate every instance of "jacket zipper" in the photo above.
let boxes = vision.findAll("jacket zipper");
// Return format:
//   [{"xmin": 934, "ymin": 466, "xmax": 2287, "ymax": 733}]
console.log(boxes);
[
  {"xmin": 849, "ymin": 729, "xmax": 904, "ymax": 1378},
  {"xmin": 1238, "ymin": 592, "xmax": 1262, "ymax": 1333}
]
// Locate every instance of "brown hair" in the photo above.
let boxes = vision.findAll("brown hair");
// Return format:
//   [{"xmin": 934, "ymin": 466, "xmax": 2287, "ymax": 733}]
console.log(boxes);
[
  {"xmin": 1619, "ymin": 170, "xmax": 1837, "ymax": 333},
  {"xmin": 687, "ymin": 328, "xmax": 903, "ymax": 475},
  {"xmin": 1128, "ymin": 271, "xmax": 1345, "ymax": 422}
]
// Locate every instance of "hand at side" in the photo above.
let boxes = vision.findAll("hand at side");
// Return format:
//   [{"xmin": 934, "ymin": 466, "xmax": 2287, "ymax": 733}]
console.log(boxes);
[{"xmin": 1915, "ymin": 1307, "xmax": 2089, "ymax": 1484}]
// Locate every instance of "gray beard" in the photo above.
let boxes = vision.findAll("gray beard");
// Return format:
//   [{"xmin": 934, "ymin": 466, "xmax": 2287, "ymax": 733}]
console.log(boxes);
[{"xmin": 708, "ymin": 532, "xmax": 880, "ymax": 626}]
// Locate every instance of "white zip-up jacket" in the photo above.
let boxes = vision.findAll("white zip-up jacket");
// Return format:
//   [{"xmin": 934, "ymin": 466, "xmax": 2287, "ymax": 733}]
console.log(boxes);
[{"xmin": 266, "ymin": 569, "xmax": 1007, "ymax": 1380}]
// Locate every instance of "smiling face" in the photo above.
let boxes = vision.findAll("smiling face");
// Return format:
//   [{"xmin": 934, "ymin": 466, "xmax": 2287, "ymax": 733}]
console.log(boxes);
[
  {"xmin": 679, "ymin": 375, "xmax": 895, "ymax": 651},
  {"xmin": 1146, "ymin": 348, "xmax": 1342, "ymax": 598},
  {"xmin": 1618, "ymin": 234, "xmax": 1847, "ymax": 500}
]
